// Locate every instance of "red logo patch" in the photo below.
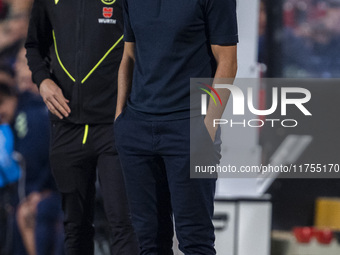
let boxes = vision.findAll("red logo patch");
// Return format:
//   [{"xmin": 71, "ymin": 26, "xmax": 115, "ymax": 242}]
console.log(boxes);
[{"xmin": 103, "ymin": 7, "xmax": 113, "ymax": 18}]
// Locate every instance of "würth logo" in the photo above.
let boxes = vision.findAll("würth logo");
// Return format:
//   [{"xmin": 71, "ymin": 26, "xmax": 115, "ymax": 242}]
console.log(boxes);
[{"xmin": 103, "ymin": 7, "xmax": 113, "ymax": 18}]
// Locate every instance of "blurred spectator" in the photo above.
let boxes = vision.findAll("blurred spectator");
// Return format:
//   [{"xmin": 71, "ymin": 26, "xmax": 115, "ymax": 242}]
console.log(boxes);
[
  {"xmin": 14, "ymin": 47, "xmax": 38, "ymax": 94},
  {"xmin": 0, "ymin": 0, "xmax": 32, "ymax": 67},
  {"xmin": 0, "ymin": 82, "xmax": 63, "ymax": 255},
  {"xmin": 5, "ymin": 0, "xmax": 33, "ymax": 15},
  {"xmin": 0, "ymin": 122, "xmax": 21, "ymax": 255},
  {"xmin": 0, "ymin": 62, "xmax": 15, "ymax": 87},
  {"xmin": 0, "ymin": 0, "xmax": 10, "ymax": 20},
  {"xmin": 323, "ymin": 0, "xmax": 340, "ymax": 33}
]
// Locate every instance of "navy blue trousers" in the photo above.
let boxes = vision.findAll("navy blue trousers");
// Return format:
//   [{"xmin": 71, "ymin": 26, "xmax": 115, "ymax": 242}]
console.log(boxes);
[{"xmin": 115, "ymin": 108, "xmax": 219, "ymax": 255}]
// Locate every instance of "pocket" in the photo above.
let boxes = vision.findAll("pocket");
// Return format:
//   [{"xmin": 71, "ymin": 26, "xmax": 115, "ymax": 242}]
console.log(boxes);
[
  {"xmin": 200, "ymin": 116, "xmax": 215, "ymax": 145},
  {"xmin": 113, "ymin": 109, "xmax": 127, "ymax": 147},
  {"xmin": 190, "ymin": 116, "xmax": 214, "ymax": 156},
  {"xmin": 198, "ymin": 116, "xmax": 222, "ymax": 162},
  {"xmin": 49, "ymin": 154, "xmax": 77, "ymax": 193},
  {"xmin": 190, "ymin": 116, "xmax": 222, "ymax": 172},
  {"xmin": 114, "ymin": 109, "xmax": 126, "ymax": 125},
  {"xmin": 50, "ymin": 122, "xmax": 60, "ymax": 147}
]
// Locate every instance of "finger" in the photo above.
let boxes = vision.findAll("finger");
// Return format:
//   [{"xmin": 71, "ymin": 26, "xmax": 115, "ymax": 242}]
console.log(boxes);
[
  {"xmin": 46, "ymin": 101, "xmax": 63, "ymax": 119},
  {"xmin": 54, "ymin": 90, "xmax": 70, "ymax": 110},
  {"xmin": 45, "ymin": 100, "xmax": 63, "ymax": 119},
  {"xmin": 54, "ymin": 94, "xmax": 71, "ymax": 114},
  {"xmin": 50, "ymin": 96, "xmax": 70, "ymax": 118}
]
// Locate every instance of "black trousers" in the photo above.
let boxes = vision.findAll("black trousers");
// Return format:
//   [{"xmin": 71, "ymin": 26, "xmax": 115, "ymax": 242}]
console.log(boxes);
[{"xmin": 49, "ymin": 122, "xmax": 139, "ymax": 255}]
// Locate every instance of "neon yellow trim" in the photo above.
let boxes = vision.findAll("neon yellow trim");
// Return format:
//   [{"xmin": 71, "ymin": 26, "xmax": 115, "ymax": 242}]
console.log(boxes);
[
  {"xmin": 200, "ymin": 88, "xmax": 217, "ymax": 106},
  {"xmin": 82, "ymin": 125, "xmax": 89, "ymax": 144},
  {"xmin": 101, "ymin": 0, "xmax": 116, "ymax": 5},
  {"xmin": 55, "ymin": 0, "xmax": 59, "ymax": 5},
  {"xmin": 52, "ymin": 30, "xmax": 76, "ymax": 82},
  {"xmin": 81, "ymin": 35, "xmax": 124, "ymax": 84}
]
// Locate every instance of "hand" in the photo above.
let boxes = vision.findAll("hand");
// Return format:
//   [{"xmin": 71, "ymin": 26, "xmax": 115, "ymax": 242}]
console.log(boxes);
[
  {"xmin": 204, "ymin": 117, "xmax": 218, "ymax": 142},
  {"xmin": 40, "ymin": 79, "xmax": 71, "ymax": 119}
]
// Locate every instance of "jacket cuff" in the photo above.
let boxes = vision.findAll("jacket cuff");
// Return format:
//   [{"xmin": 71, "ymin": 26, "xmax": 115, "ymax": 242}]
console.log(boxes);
[{"xmin": 32, "ymin": 69, "xmax": 51, "ymax": 88}]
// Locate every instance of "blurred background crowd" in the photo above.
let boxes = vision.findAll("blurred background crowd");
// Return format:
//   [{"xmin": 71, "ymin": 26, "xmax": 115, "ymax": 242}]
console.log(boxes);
[
  {"xmin": 0, "ymin": 1, "xmax": 65, "ymax": 255},
  {"xmin": 281, "ymin": 0, "xmax": 340, "ymax": 77},
  {"xmin": 260, "ymin": 0, "xmax": 340, "ymax": 78},
  {"xmin": 0, "ymin": 0, "xmax": 38, "ymax": 93}
]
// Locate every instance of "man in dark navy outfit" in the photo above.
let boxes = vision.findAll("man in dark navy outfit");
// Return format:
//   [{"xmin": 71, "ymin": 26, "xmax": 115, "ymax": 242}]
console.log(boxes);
[{"xmin": 115, "ymin": 0, "xmax": 238, "ymax": 254}]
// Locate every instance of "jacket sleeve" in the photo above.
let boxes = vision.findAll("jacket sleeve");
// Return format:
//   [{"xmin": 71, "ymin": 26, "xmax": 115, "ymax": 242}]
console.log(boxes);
[{"xmin": 25, "ymin": 0, "xmax": 53, "ymax": 88}]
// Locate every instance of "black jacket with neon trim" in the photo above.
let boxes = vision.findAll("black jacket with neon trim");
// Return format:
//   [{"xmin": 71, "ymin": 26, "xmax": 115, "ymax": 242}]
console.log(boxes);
[{"xmin": 25, "ymin": 0, "xmax": 123, "ymax": 124}]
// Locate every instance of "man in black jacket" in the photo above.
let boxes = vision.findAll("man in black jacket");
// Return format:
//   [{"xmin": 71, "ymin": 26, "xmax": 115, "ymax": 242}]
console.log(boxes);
[{"xmin": 25, "ymin": 0, "xmax": 139, "ymax": 254}]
